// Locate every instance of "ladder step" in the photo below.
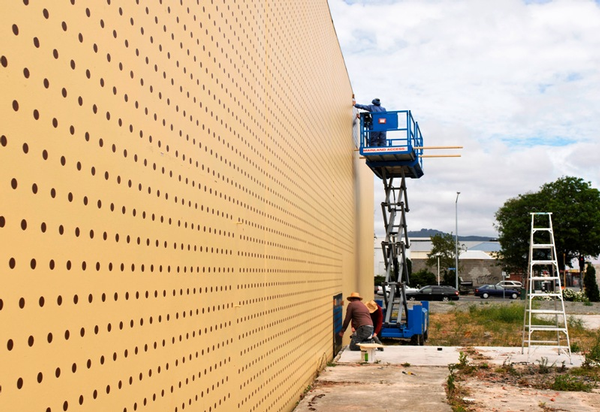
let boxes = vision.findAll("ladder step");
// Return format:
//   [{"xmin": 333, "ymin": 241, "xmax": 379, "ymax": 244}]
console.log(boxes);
[
  {"xmin": 527, "ymin": 309, "xmax": 567, "ymax": 314},
  {"xmin": 525, "ymin": 343, "xmax": 570, "ymax": 348},
  {"xmin": 532, "ymin": 244, "xmax": 554, "ymax": 248},
  {"xmin": 529, "ymin": 276, "xmax": 559, "ymax": 281},
  {"xmin": 527, "ymin": 327, "xmax": 568, "ymax": 332},
  {"xmin": 530, "ymin": 261, "xmax": 558, "ymax": 265},
  {"xmin": 529, "ymin": 292, "xmax": 561, "ymax": 298}
]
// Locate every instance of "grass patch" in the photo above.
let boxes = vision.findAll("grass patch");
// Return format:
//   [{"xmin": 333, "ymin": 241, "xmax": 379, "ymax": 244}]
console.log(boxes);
[
  {"xmin": 428, "ymin": 302, "xmax": 599, "ymax": 350},
  {"xmin": 552, "ymin": 374, "xmax": 595, "ymax": 392}
]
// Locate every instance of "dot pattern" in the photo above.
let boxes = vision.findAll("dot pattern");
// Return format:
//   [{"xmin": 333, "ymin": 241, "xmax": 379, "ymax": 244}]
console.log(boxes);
[{"xmin": 0, "ymin": 1, "xmax": 361, "ymax": 411}]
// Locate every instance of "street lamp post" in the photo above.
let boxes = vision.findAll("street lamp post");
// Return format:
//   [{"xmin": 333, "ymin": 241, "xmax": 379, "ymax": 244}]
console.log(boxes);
[
  {"xmin": 437, "ymin": 255, "xmax": 441, "ymax": 286},
  {"xmin": 455, "ymin": 192, "xmax": 461, "ymax": 290}
]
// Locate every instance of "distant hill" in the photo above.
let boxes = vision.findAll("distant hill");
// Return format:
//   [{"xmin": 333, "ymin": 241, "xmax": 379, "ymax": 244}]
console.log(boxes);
[{"xmin": 407, "ymin": 228, "xmax": 495, "ymax": 242}]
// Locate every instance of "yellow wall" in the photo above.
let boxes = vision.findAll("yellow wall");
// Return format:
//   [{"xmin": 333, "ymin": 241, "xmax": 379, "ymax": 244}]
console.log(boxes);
[{"xmin": 0, "ymin": 1, "xmax": 372, "ymax": 411}]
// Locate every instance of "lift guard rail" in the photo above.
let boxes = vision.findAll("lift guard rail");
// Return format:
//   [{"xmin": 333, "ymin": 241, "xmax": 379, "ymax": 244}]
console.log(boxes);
[{"xmin": 358, "ymin": 110, "xmax": 424, "ymax": 179}]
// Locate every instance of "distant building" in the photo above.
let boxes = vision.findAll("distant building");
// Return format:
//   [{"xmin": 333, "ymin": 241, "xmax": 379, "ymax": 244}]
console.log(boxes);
[{"xmin": 374, "ymin": 237, "xmax": 504, "ymax": 285}]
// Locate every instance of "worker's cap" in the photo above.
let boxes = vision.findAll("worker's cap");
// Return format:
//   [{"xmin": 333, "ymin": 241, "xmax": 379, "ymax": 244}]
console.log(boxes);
[
  {"xmin": 365, "ymin": 300, "xmax": 378, "ymax": 313},
  {"xmin": 372, "ymin": 98, "xmax": 381, "ymax": 106},
  {"xmin": 347, "ymin": 292, "xmax": 363, "ymax": 301}
]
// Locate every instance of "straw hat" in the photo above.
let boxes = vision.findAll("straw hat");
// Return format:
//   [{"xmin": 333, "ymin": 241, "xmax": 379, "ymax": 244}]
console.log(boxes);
[
  {"xmin": 365, "ymin": 300, "xmax": 378, "ymax": 313},
  {"xmin": 347, "ymin": 292, "xmax": 363, "ymax": 301}
]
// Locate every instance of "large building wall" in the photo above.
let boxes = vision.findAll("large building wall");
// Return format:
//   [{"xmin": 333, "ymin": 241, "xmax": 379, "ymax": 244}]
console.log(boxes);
[{"xmin": 0, "ymin": 1, "xmax": 372, "ymax": 411}]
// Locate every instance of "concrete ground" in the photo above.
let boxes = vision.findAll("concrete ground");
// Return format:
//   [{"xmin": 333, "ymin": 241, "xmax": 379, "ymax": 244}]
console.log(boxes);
[
  {"xmin": 294, "ymin": 346, "xmax": 585, "ymax": 412},
  {"xmin": 293, "ymin": 309, "xmax": 600, "ymax": 411},
  {"xmin": 294, "ymin": 363, "xmax": 452, "ymax": 412}
]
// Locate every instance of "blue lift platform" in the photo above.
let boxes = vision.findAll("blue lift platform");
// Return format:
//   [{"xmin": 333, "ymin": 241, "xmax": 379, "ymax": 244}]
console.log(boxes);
[
  {"xmin": 359, "ymin": 110, "xmax": 424, "ymax": 179},
  {"xmin": 359, "ymin": 110, "xmax": 429, "ymax": 344}
]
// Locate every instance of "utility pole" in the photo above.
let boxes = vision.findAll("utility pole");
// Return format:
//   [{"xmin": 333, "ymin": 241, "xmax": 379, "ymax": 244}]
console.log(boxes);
[{"xmin": 455, "ymin": 192, "xmax": 460, "ymax": 290}]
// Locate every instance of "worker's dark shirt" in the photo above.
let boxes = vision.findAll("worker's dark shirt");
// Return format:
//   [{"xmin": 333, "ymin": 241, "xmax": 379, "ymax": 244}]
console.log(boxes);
[
  {"xmin": 342, "ymin": 300, "xmax": 373, "ymax": 332},
  {"xmin": 370, "ymin": 305, "xmax": 383, "ymax": 336}
]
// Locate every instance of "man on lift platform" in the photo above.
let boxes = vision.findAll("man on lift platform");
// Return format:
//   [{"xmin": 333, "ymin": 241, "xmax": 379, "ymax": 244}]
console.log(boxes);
[{"xmin": 354, "ymin": 98, "xmax": 387, "ymax": 147}]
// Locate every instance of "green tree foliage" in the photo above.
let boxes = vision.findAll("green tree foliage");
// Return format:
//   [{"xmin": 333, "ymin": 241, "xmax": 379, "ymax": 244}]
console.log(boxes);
[
  {"xmin": 495, "ymin": 177, "xmax": 600, "ymax": 273},
  {"xmin": 426, "ymin": 233, "xmax": 461, "ymax": 272},
  {"xmin": 443, "ymin": 270, "xmax": 456, "ymax": 287},
  {"xmin": 584, "ymin": 264, "xmax": 600, "ymax": 302},
  {"xmin": 410, "ymin": 269, "xmax": 436, "ymax": 288},
  {"xmin": 425, "ymin": 233, "xmax": 463, "ymax": 287}
]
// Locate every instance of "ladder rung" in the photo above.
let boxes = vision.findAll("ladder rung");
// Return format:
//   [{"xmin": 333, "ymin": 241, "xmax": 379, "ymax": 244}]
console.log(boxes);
[
  {"xmin": 528, "ymin": 327, "xmax": 568, "ymax": 332},
  {"xmin": 530, "ymin": 261, "xmax": 557, "ymax": 265},
  {"xmin": 525, "ymin": 344, "xmax": 570, "ymax": 349},
  {"xmin": 527, "ymin": 293, "xmax": 562, "ymax": 297},
  {"xmin": 532, "ymin": 244, "xmax": 554, "ymax": 248},
  {"xmin": 527, "ymin": 309, "xmax": 566, "ymax": 314},
  {"xmin": 529, "ymin": 276, "xmax": 559, "ymax": 281}
]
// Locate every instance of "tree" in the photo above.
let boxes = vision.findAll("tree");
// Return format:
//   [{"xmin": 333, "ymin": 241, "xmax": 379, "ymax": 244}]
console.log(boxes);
[
  {"xmin": 425, "ymin": 233, "xmax": 463, "ymax": 285},
  {"xmin": 494, "ymin": 192, "xmax": 543, "ymax": 274},
  {"xmin": 584, "ymin": 264, "xmax": 600, "ymax": 302},
  {"xmin": 410, "ymin": 269, "xmax": 436, "ymax": 288},
  {"xmin": 495, "ymin": 176, "xmax": 600, "ymax": 273}
]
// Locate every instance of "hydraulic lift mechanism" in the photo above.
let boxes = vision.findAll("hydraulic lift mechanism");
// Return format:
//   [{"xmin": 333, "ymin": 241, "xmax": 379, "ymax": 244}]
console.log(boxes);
[{"xmin": 358, "ymin": 109, "xmax": 428, "ymax": 343}]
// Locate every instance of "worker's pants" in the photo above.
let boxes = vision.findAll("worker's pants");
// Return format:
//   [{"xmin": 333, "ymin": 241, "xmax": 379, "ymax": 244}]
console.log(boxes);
[
  {"xmin": 369, "ymin": 132, "xmax": 386, "ymax": 147},
  {"xmin": 349, "ymin": 325, "xmax": 374, "ymax": 351}
]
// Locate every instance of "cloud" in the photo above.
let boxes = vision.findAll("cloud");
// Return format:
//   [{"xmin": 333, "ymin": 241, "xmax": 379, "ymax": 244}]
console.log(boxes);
[{"xmin": 331, "ymin": 0, "xmax": 600, "ymax": 237}]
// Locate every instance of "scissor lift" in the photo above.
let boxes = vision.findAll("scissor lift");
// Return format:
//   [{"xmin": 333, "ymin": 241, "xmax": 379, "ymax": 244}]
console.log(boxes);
[{"xmin": 359, "ymin": 110, "xmax": 429, "ymax": 343}]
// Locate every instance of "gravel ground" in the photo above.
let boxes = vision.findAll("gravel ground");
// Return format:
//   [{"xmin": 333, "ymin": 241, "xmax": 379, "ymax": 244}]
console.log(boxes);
[{"xmin": 427, "ymin": 299, "xmax": 600, "ymax": 315}]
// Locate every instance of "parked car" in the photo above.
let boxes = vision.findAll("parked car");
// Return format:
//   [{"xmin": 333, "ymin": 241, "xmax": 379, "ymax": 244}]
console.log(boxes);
[
  {"xmin": 496, "ymin": 280, "xmax": 523, "ymax": 289},
  {"xmin": 376, "ymin": 285, "xmax": 419, "ymax": 295},
  {"xmin": 406, "ymin": 285, "xmax": 459, "ymax": 302},
  {"xmin": 475, "ymin": 284, "xmax": 520, "ymax": 299}
]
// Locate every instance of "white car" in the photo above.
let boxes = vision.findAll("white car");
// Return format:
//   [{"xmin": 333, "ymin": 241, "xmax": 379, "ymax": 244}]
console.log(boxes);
[
  {"xmin": 496, "ymin": 280, "xmax": 523, "ymax": 289},
  {"xmin": 376, "ymin": 285, "xmax": 419, "ymax": 295}
]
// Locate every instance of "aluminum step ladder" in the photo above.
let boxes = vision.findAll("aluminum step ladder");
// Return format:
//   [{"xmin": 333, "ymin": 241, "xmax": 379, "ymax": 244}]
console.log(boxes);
[{"xmin": 521, "ymin": 212, "xmax": 571, "ymax": 362}]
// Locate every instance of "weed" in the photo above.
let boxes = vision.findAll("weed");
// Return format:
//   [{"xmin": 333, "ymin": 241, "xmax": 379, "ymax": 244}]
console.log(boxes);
[
  {"xmin": 551, "ymin": 374, "xmax": 595, "ymax": 392},
  {"xmin": 571, "ymin": 341, "xmax": 582, "ymax": 353},
  {"xmin": 494, "ymin": 357, "xmax": 519, "ymax": 377},
  {"xmin": 567, "ymin": 316, "xmax": 585, "ymax": 331},
  {"xmin": 536, "ymin": 357, "xmax": 553, "ymax": 374},
  {"xmin": 458, "ymin": 351, "xmax": 469, "ymax": 368},
  {"xmin": 446, "ymin": 366, "xmax": 457, "ymax": 393},
  {"xmin": 401, "ymin": 362, "xmax": 411, "ymax": 367},
  {"xmin": 583, "ymin": 332, "xmax": 600, "ymax": 368},
  {"xmin": 584, "ymin": 300, "xmax": 593, "ymax": 306}
]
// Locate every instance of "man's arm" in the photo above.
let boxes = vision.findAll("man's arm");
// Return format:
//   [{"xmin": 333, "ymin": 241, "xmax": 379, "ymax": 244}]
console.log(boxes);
[
  {"xmin": 354, "ymin": 103, "xmax": 371, "ymax": 111},
  {"xmin": 339, "ymin": 304, "xmax": 353, "ymax": 336}
]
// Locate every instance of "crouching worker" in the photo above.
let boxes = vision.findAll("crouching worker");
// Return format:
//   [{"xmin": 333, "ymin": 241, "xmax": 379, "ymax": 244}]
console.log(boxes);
[{"xmin": 338, "ymin": 292, "xmax": 374, "ymax": 351}]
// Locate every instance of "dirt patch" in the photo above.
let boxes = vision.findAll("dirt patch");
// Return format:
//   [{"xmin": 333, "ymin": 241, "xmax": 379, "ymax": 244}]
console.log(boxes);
[{"xmin": 447, "ymin": 348, "xmax": 600, "ymax": 412}]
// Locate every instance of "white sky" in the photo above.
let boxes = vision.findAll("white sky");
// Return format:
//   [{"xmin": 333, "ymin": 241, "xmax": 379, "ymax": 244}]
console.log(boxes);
[{"xmin": 329, "ymin": 0, "xmax": 600, "ymax": 237}]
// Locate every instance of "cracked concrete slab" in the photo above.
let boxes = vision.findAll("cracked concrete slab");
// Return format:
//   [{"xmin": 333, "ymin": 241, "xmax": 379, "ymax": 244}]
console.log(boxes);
[
  {"xmin": 294, "ymin": 364, "xmax": 451, "ymax": 412},
  {"xmin": 293, "ymin": 346, "xmax": 590, "ymax": 412}
]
